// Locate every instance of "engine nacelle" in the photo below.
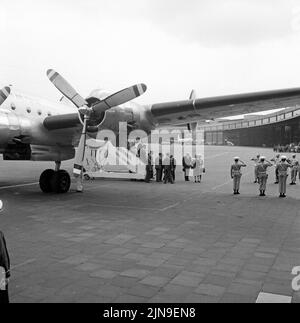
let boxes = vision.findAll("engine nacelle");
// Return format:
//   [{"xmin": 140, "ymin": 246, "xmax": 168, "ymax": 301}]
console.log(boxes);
[
  {"xmin": 2, "ymin": 143, "xmax": 75, "ymax": 161},
  {"xmin": 30, "ymin": 145, "xmax": 75, "ymax": 161},
  {"xmin": 0, "ymin": 109, "xmax": 32, "ymax": 145},
  {"xmin": 0, "ymin": 110, "xmax": 21, "ymax": 145}
]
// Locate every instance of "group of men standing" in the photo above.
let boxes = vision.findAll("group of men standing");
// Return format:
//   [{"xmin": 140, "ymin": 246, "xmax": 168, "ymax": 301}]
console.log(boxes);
[
  {"xmin": 145, "ymin": 152, "xmax": 205, "ymax": 185},
  {"xmin": 231, "ymin": 154, "xmax": 299, "ymax": 198},
  {"xmin": 145, "ymin": 152, "xmax": 177, "ymax": 184}
]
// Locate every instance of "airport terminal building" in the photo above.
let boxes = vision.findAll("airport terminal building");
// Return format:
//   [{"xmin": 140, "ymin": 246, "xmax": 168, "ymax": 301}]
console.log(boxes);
[{"xmin": 203, "ymin": 106, "xmax": 300, "ymax": 147}]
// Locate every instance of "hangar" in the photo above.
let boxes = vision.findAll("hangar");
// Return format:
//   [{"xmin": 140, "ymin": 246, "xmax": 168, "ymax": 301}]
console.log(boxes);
[{"xmin": 204, "ymin": 106, "xmax": 300, "ymax": 148}]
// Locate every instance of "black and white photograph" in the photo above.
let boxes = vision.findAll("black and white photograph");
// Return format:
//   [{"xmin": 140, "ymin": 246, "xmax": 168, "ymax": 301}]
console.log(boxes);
[{"xmin": 1, "ymin": 0, "xmax": 300, "ymax": 308}]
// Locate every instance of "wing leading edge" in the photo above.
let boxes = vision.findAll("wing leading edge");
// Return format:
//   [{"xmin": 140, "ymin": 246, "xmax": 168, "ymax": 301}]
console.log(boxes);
[{"xmin": 150, "ymin": 87, "xmax": 300, "ymax": 126}]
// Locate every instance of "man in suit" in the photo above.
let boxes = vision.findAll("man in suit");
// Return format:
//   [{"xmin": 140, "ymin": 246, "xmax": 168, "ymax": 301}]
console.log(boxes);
[
  {"xmin": 155, "ymin": 153, "xmax": 164, "ymax": 182},
  {"xmin": 170, "ymin": 155, "xmax": 177, "ymax": 182},
  {"xmin": 163, "ymin": 154, "xmax": 174, "ymax": 184}
]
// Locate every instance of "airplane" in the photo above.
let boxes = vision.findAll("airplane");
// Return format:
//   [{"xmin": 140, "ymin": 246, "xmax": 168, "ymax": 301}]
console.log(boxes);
[{"xmin": 1, "ymin": 69, "xmax": 300, "ymax": 194}]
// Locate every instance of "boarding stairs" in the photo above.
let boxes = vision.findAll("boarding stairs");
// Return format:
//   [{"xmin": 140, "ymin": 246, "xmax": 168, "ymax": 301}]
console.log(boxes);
[{"xmin": 83, "ymin": 139, "xmax": 146, "ymax": 180}]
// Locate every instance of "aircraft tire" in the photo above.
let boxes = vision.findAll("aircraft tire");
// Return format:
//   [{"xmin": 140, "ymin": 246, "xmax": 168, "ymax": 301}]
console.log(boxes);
[
  {"xmin": 50, "ymin": 170, "xmax": 71, "ymax": 194},
  {"xmin": 39, "ymin": 169, "xmax": 55, "ymax": 193}
]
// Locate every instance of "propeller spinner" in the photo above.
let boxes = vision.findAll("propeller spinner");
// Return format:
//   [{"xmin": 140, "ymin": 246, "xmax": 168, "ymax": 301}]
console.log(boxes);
[{"xmin": 46, "ymin": 69, "xmax": 147, "ymax": 191}]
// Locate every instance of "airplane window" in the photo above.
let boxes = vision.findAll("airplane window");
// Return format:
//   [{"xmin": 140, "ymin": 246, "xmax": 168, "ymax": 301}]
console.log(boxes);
[
  {"xmin": 26, "ymin": 108, "xmax": 31, "ymax": 113},
  {"xmin": 278, "ymin": 114, "xmax": 284, "ymax": 121},
  {"xmin": 47, "ymin": 112, "xmax": 52, "ymax": 117},
  {"xmin": 294, "ymin": 109, "xmax": 300, "ymax": 116},
  {"xmin": 37, "ymin": 110, "xmax": 42, "ymax": 116},
  {"xmin": 11, "ymin": 103, "xmax": 16, "ymax": 110}
]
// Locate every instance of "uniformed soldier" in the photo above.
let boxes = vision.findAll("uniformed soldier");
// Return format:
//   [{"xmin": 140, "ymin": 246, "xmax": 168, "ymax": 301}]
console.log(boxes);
[
  {"xmin": 231, "ymin": 157, "xmax": 247, "ymax": 195},
  {"xmin": 155, "ymin": 153, "xmax": 164, "ymax": 182},
  {"xmin": 256, "ymin": 156, "xmax": 272, "ymax": 196},
  {"xmin": 290, "ymin": 154, "xmax": 299, "ymax": 185},
  {"xmin": 276, "ymin": 156, "xmax": 292, "ymax": 198},
  {"xmin": 163, "ymin": 153, "xmax": 174, "ymax": 184},
  {"xmin": 251, "ymin": 155, "xmax": 260, "ymax": 183},
  {"xmin": 271, "ymin": 154, "xmax": 281, "ymax": 184}
]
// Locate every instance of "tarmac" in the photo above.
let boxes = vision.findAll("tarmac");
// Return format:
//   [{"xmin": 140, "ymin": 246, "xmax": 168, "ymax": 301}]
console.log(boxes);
[{"xmin": 0, "ymin": 145, "xmax": 300, "ymax": 303}]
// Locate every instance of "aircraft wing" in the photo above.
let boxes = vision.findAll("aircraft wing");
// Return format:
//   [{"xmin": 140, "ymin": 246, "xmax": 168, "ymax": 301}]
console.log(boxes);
[
  {"xmin": 150, "ymin": 88, "xmax": 300, "ymax": 126},
  {"xmin": 43, "ymin": 87, "xmax": 300, "ymax": 131}
]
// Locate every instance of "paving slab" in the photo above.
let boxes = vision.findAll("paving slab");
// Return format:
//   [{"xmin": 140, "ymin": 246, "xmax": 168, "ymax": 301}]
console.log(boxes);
[{"xmin": 1, "ymin": 146, "xmax": 300, "ymax": 303}]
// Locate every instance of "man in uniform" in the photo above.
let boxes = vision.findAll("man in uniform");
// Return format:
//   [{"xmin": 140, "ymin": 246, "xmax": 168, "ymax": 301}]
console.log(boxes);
[
  {"xmin": 231, "ymin": 157, "xmax": 247, "ymax": 195},
  {"xmin": 251, "ymin": 154, "xmax": 260, "ymax": 183},
  {"xmin": 0, "ymin": 200, "xmax": 10, "ymax": 304},
  {"xmin": 290, "ymin": 154, "xmax": 299, "ymax": 185},
  {"xmin": 163, "ymin": 153, "xmax": 174, "ymax": 184},
  {"xmin": 155, "ymin": 153, "xmax": 164, "ymax": 182},
  {"xmin": 256, "ymin": 156, "xmax": 273, "ymax": 196},
  {"xmin": 276, "ymin": 156, "xmax": 292, "ymax": 198},
  {"xmin": 271, "ymin": 154, "xmax": 281, "ymax": 184}
]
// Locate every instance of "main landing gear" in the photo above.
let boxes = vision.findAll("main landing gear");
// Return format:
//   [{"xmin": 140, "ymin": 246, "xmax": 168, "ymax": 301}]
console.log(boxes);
[{"xmin": 39, "ymin": 161, "xmax": 71, "ymax": 194}]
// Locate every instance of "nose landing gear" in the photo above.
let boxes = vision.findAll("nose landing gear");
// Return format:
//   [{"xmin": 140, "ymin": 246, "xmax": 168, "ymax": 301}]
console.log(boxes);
[{"xmin": 39, "ymin": 161, "xmax": 71, "ymax": 194}]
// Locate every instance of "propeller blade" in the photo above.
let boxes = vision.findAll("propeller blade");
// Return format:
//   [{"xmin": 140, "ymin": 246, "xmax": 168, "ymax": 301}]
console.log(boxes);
[
  {"xmin": 73, "ymin": 117, "xmax": 88, "ymax": 177},
  {"xmin": 189, "ymin": 89, "xmax": 196, "ymax": 101},
  {"xmin": 47, "ymin": 69, "xmax": 87, "ymax": 108},
  {"xmin": 188, "ymin": 90, "xmax": 197, "ymax": 132},
  {"xmin": 91, "ymin": 84, "xmax": 147, "ymax": 115},
  {"xmin": 0, "ymin": 87, "xmax": 11, "ymax": 106}
]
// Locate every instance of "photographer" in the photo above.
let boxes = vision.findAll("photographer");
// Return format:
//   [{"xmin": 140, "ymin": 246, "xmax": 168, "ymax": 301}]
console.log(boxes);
[{"xmin": 0, "ymin": 200, "xmax": 10, "ymax": 304}]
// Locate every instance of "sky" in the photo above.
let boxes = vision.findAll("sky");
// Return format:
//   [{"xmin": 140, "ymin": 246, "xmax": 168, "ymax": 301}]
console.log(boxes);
[{"xmin": 1, "ymin": 0, "xmax": 300, "ymax": 105}]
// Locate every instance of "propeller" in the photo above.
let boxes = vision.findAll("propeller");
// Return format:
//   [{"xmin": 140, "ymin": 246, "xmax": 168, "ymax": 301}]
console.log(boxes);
[
  {"xmin": 187, "ymin": 90, "xmax": 198, "ymax": 142},
  {"xmin": 0, "ymin": 87, "xmax": 11, "ymax": 106},
  {"xmin": 46, "ymin": 69, "xmax": 147, "ymax": 191}
]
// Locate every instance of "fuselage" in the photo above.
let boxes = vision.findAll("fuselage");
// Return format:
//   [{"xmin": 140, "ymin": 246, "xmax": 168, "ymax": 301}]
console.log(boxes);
[{"xmin": 0, "ymin": 87, "xmax": 155, "ymax": 161}]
